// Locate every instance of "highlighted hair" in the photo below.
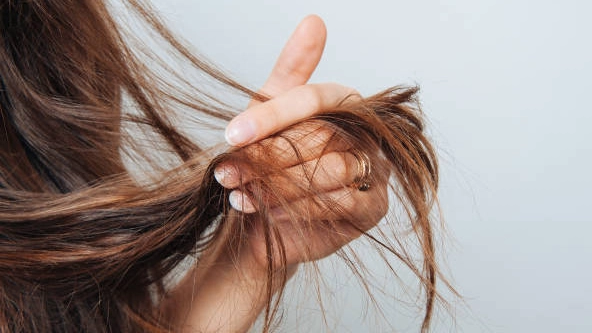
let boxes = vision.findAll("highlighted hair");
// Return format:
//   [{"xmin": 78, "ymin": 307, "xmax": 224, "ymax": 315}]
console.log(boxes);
[{"xmin": 0, "ymin": 0, "xmax": 455, "ymax": 331}]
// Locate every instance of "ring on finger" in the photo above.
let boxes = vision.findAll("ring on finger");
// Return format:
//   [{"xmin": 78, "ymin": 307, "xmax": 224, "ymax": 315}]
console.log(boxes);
[{"xmin": 349, "ymin": 149, "xmax": 372, "ymax": 191}]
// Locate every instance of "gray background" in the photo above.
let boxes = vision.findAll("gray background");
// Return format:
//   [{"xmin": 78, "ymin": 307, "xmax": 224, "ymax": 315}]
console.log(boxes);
[{"xmin": 148, "ymin": 0, "xmax": 592, "ymax": 332}]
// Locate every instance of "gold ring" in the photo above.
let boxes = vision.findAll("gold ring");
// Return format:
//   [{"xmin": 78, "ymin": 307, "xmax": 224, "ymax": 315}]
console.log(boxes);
[{"xmin": 349, "ymin": 149, "xmax": 371, "ymax": 191}]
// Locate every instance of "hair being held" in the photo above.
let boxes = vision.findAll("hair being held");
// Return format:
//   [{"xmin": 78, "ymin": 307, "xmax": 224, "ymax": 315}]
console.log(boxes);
[{"xmin": 0, "ymin": 0, "xmax": 456, "ymax": 332}]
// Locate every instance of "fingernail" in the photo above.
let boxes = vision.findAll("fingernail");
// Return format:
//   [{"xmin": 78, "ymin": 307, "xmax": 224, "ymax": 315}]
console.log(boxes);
[
  {"xmin": 214, "ymin": 165, "xmax": 238, "ymax": 187},
  {"xmin": 225, "ymin": 117, "xmax": 256, "ymax": 146},
  {"xmin": 228, "ymin": 191, "xmax": 257, "ymax": 213}
]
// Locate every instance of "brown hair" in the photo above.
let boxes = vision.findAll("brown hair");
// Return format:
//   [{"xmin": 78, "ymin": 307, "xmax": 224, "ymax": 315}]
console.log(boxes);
[{"xmin": 0, "ymin": 0, "xmax": 453, "ymax": 332}]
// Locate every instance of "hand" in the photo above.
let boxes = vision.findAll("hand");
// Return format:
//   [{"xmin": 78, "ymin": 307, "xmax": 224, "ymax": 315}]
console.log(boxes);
[
  {"xmin": 166, "ymin": 16, "xmax": 388, "ymax": 333},
  {"xmin": 166, "ymin": 16, "xmax": 338, "ymax": 333},
  {"xmin": 215, "ymin": 33, "xmax": 388, "ymax": 270},
  {"xmin": 216, "ymin": 85, "xmax": 390, "ymax": 267}
]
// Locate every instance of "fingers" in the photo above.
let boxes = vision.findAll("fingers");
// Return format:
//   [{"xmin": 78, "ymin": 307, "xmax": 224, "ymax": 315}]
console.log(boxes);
[
  {"xmin": 248, "ymin": 15, "xmax": 326, "ymax": 107},
  {"xmin": 225, "ymin": 83, "xmax": 360, "ymax": 146},
  {"xmin": 221, "ymin": 151, "xmax": 361, "ymax": 199},
  {"xmin": 272, "ymin": 182, "xmax": 389, "ymax": 234},
  {"xmin": 224, "ymin": 148, "xmax": 358, "ymax": 212},
  {"xmin": 224, "ymin": 149, "xmax": 388, "ymax": 216},
  {"xmin": 217, "ymin": 15, "xmax": 328, "ymax": 196},
  {"xmin": 247, "ymin": 182, "xmax": 389, "ymax": 266},
  {"xmin": 215, "ymin": 123, "xmax": 349, "ymax": 188}
]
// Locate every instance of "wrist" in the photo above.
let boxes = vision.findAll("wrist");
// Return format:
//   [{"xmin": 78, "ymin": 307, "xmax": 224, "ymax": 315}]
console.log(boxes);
[{"xmin": 219, "ymin": 245, "xmax": 300, "ymax": 291}]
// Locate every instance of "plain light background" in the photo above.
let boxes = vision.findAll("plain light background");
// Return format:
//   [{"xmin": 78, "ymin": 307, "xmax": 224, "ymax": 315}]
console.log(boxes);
[{"xmin": 148, "ymin": 0, "xmax": 592, "ymax": 332}]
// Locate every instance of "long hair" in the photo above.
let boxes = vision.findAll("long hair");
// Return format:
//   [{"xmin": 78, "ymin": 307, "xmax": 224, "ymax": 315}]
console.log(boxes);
[{"xmin": 0, "ymin": 0, "xmax": 453, "ymax": 332}]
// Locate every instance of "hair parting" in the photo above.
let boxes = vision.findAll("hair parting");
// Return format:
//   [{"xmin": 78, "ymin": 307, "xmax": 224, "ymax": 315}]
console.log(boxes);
[{"xmin": 0, "ymin": 0, "xmax": 455, "ymax": 332}]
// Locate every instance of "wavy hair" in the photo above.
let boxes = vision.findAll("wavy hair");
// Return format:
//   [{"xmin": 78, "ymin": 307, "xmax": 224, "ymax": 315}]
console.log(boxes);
[{"xmin": 0, "ymin": 0, "xmax": 453, "ymax": 332}]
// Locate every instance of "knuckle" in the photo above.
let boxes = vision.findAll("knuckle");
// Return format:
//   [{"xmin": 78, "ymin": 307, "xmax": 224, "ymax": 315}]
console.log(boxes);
[
  {"xmin": 299, "ymin": 122, "xmax": 329, "ymax": 141},
  {"xmin": 326, "ymin": 82, "xmax": 360, "ymax": 100},
  {"xmin": 346, "ymin": 87, "xmax": 361, "ymax": 98},
  {"xmin": 269, "ymin": 135, "xmax": 295, "ymax": 157},
  {"xmin": 300, "ymin": 85, "xmax": 323, "ymax": 112},
  {"xmin": 338, "ymin": 84, "xmax": 362, "ymax": 104},
  {"xmin": 323, "ymin": 152, "xmax": 349, "ymax": 182}
]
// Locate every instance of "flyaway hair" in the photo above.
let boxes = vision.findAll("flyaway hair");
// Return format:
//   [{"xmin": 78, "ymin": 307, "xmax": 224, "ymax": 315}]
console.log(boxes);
[{"xmin": 0, "ymin": 0, "xmax": 454, "ymax": 332}]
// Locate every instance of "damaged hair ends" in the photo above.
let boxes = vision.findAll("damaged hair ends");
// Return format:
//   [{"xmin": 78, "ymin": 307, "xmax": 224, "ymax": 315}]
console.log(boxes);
[{"xmin": 0, "ymin": 0, "xmax": 456, "ymax": 332}]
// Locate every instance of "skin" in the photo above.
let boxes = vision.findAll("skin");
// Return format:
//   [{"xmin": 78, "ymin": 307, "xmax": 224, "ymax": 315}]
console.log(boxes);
[{"xmin": 164, "ymin": 15, "xmax": 389, "ymax": 332}]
